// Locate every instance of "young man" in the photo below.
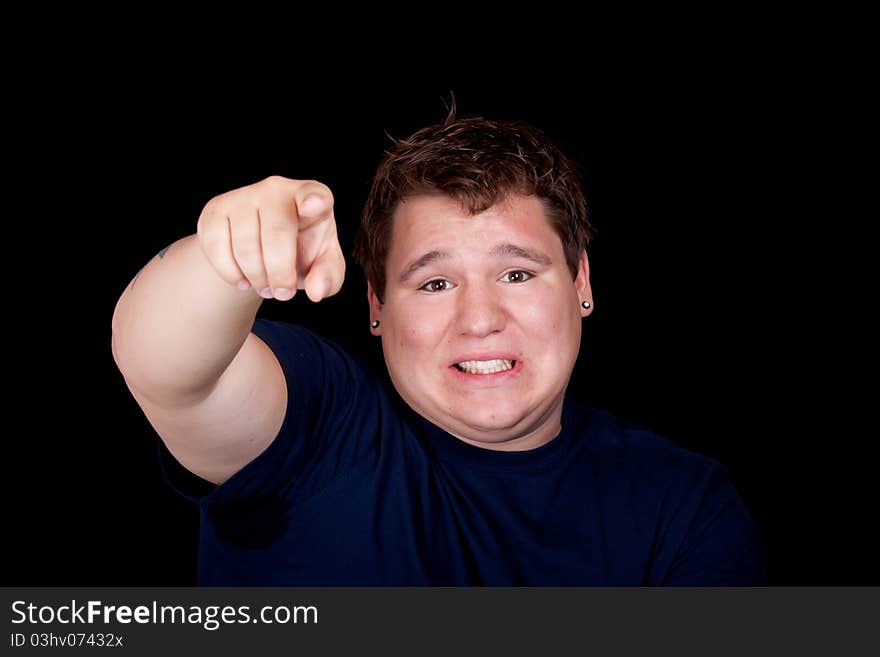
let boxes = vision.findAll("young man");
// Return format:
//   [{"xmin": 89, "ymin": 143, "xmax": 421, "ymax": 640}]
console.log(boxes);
[{"xmin": 111, "ymin": 113, "xmax": 767, "ymax": 585}]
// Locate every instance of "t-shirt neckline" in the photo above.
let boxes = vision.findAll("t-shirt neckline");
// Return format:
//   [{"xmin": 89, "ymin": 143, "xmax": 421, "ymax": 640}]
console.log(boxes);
[{"xmin": 402, "ymin": 397, "xmax": 581, "ymax": 473}]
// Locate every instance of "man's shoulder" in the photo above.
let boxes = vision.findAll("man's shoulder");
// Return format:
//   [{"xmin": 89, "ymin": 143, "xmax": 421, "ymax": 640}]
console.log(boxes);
[
  {"xmin": 251, "ymin": 319, "xmax": 385, "ymax": 379},
  {"xmin": 564, "ymin": 397, "xmax": 723, "ymax": 483}
]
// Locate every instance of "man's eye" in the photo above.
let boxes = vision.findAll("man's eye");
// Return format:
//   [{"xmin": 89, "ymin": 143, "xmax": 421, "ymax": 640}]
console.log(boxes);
[
  {"xmin": 421, "ymin": 279, "xmax": 452, "ymax": 292},
  {"xmin": 501, "ymin": 270, "xmax": 533, "ymax": 283}
]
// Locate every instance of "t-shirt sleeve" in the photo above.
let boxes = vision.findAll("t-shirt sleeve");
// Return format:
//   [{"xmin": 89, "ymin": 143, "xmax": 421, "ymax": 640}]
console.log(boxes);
[
  {"xmin": 158, "ymin": 319, "xmax": 381, "ymax": 506},
  {"xmin": 660, "ymin": 461, "xmax": 768, "ymax": 586}
]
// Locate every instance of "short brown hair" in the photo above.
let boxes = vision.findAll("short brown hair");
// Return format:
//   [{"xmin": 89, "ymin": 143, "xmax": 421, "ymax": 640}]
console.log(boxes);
[{"xmin": 353, "ymin": 110, "xmax": 593, "ymax": 304}]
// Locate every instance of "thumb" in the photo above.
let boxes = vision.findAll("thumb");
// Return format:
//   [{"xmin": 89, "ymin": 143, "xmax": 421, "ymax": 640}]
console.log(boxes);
[{"xmin": 297, "ymin": 193, "xmax": 331, "ymax": 222}]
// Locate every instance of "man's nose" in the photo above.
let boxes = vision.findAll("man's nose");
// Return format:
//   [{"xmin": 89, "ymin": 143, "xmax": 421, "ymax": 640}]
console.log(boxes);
[{"xmin": 454, "ymin": 281, "xmax": 507, "ymax": 337}]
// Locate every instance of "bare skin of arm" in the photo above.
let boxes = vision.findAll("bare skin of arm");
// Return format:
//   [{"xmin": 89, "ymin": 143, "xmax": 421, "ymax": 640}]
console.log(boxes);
[{"xmin": 111, "ymin": 177, "xmax": 345, "ymax": 484}]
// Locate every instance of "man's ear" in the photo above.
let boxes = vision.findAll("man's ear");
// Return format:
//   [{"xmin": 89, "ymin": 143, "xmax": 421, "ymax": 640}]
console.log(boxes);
[
  {"xmin": 367, "ymin": 281, "xmax": 382, "ymax": 331},
  {"xmin": 575, "ymin": 250, "xmax": 594, "ymax": 314}
]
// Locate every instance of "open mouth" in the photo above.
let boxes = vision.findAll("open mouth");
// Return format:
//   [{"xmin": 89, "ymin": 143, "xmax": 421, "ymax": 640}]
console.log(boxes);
[{"xmin": 452, "ymin": 359, "xmax": 517, "ymax": 375}]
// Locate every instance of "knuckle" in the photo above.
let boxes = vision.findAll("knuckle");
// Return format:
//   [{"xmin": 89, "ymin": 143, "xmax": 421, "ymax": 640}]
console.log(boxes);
[
  {"xmin": 262, "ymin": 174, "xmax": 286, "ymax": 186},
  {"xmin": 259, "ymin": 175, "xmax": 294, "ymax": 196}
]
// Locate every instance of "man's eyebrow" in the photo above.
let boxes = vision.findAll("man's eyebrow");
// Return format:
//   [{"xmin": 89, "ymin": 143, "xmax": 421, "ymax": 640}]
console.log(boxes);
[
  {"xmin": 490, "ymin": 243, "xmax": 553, "ymax": 266},
  {"xmin": 398, "ymin": 243, "xmax": 553, "ymax": 284},
  {"xmin": 399, "ymin": 250, "xmax": 451, "ymax": 283}
]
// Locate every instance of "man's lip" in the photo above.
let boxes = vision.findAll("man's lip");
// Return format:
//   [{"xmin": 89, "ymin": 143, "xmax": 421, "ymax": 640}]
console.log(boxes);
[{"xmin": 448, "ymin": 353, "xmax": 520, "ymax": 367}]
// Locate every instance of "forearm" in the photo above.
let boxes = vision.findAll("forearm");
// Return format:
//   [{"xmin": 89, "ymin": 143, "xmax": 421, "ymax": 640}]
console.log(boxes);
[{"xmin": 111, "ymin": 234, "xmax": 264, "ymax": 406}]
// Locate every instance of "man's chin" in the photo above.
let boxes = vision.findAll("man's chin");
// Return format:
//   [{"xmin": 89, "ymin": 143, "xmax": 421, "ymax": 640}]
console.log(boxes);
[
  {"xmin": 410, "ymin": 393, "xmax": 545, "ymax": 443},
  {"xmin": 448, "ymin": 407, "xmax": 530, "ymax": 440},
  {"xmin": 441, "ymin": 394, "xmax": 565, "ymax": 449}
]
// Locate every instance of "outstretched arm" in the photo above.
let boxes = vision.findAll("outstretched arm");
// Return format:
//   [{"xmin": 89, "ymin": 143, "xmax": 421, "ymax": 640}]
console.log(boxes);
[{"xmin": 111, "ymin": 176, "xmax": 346, "ymax": 483}]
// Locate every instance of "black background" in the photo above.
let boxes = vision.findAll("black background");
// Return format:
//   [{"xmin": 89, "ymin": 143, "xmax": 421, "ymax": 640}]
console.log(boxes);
[{"xmin": 6, "ymin": 42, "xmax": 867, "ymax": 586}]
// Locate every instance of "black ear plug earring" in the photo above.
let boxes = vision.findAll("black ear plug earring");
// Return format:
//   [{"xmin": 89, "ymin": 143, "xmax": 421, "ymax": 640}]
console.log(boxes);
[
  {"xmin": 581, "ymin": 300, "xmax": 591, "ymax": 309},
  {"xmin": 371, "ymin": 320, "xmax": 380, "ymax": 328}
]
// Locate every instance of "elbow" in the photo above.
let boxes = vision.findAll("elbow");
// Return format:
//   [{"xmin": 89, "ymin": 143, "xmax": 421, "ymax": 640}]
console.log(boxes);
[
  {"xmin": 110, "ymin": 295, "xmax": 130, "ymax": 372},
  {"xmin": 110, "ymin": 327, "xmax": 122, "ymax": 371}
]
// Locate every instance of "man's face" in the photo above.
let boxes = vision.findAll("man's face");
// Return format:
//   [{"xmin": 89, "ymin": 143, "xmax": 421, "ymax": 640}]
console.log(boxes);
[{"xmin": 368, "ymin": 194, "xmax": 592, "ymax": 451}]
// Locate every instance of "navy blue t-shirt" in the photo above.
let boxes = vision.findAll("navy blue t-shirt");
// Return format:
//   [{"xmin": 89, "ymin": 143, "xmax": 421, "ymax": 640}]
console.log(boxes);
[{"xmin": 159, "ymin": 319, "xmax": 767, "ymax": 585}]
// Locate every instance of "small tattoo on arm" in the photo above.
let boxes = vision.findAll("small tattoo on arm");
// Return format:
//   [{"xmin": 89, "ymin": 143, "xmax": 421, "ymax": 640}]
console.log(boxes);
[{"xmin": 130, "ymin": 244, "xmax": 172, "ymax": 290}]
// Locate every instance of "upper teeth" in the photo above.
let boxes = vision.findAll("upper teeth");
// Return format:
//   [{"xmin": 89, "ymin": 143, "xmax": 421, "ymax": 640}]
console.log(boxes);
[{"xmin": 456, "ymin": 359, "xmax": 514, "ymax": 374}]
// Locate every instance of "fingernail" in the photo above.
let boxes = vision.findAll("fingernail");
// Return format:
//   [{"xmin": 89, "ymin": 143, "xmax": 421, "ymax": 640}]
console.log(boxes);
[
  {"xmin": 274, "ymin": 288, "xmax": 294, "ymax": 301},
  {"xmin": 259, "ymin": 287, "xmax": 273, "ymax": 299},
  {"xmin": 237, "ymin": 280, "xmax": 251, "ymax": 291}
]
